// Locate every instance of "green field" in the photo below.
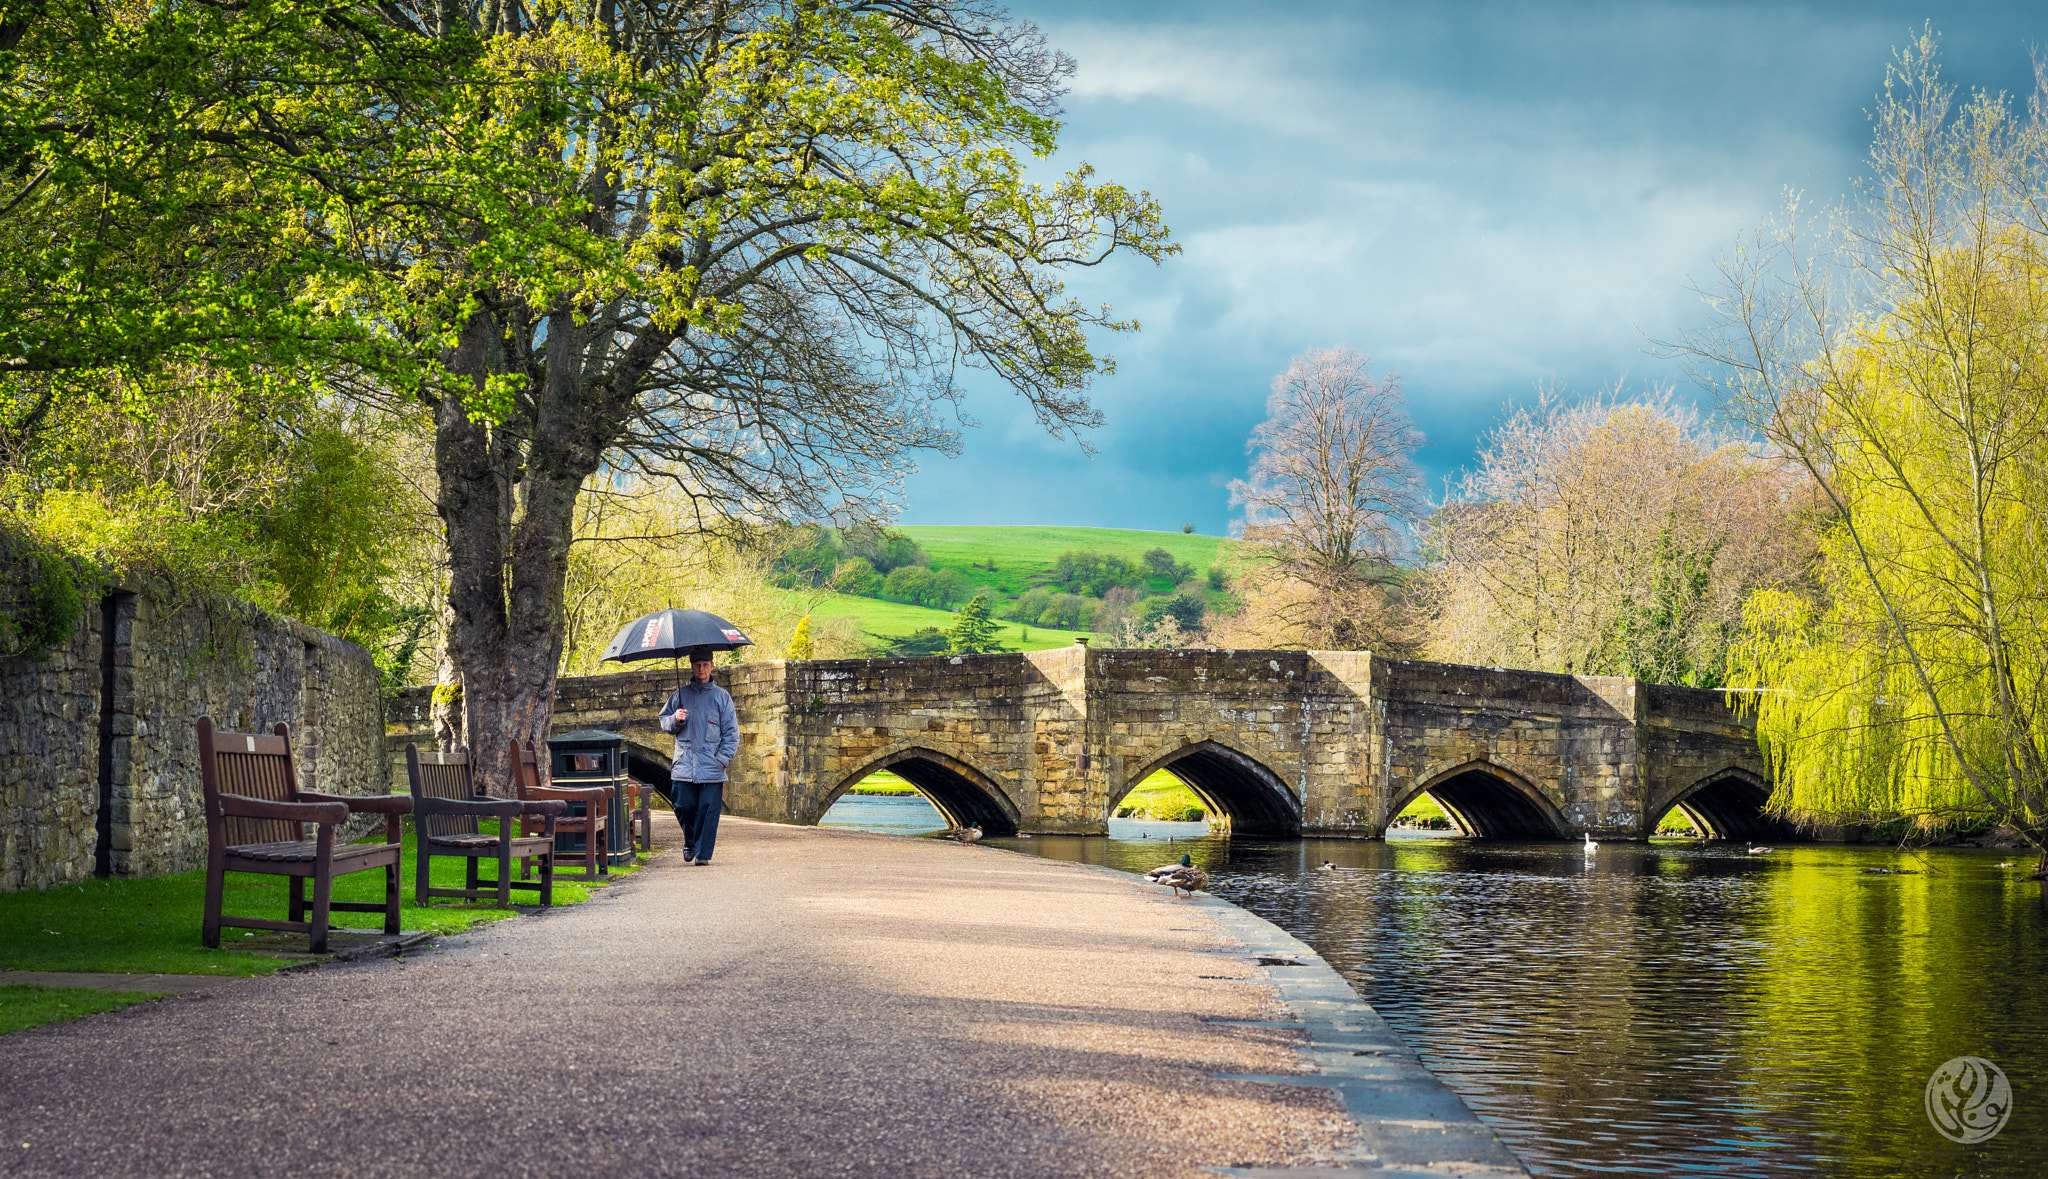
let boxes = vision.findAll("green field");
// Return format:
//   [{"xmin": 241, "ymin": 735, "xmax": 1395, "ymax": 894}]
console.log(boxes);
[
  {"xmin": 897, "ymin": 525, "xmax": 1237, "ymax": 598},
  {"xmin": 806, "ymin": 592, "xmax": 1093, "ymax": 651}
]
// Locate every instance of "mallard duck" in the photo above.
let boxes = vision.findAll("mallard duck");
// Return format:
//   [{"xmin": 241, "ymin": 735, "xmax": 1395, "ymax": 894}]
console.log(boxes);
[
  {"xmin": 1747, "ymin": 845, "xmax": 1774, "ymax": 855},
  {"xmin": 947, "ymin": 823, "xmax": 982, "ymax": 844},
  {"xmin": 1144, "ymin": 854, "xmax": 1208, "ymax": 897},
  {"xmin": 1317, "ymin": 860, "xmax": 1336, "ymax": 871}
]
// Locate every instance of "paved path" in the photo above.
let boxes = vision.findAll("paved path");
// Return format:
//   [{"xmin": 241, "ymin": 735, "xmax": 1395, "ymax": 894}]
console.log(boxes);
[{"xmin": 0, "ymin": 820, "xmax": 1382, "ymax": 1178}]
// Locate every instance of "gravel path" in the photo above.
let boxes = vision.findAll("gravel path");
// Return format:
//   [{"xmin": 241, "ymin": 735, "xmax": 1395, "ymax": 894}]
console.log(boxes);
[{"xmin": 0, "ymin": 818, "xmax": 1356, "ymax": 1178}]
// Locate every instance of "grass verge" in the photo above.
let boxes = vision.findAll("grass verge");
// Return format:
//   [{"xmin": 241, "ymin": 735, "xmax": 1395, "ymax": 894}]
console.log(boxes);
[
  {"xmin": 0, "ymin": 819, "xmax": 637, "ymax": 976},
  {"xmin": 0, "ymin": 985, "xmax": 161, "ymax": 1035}
]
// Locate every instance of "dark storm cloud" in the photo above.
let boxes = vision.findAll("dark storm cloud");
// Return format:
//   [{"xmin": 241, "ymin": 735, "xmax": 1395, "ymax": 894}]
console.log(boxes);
[{"xmin": 897, "ymin": 1, "xmax": 2043, "ymax": 531}]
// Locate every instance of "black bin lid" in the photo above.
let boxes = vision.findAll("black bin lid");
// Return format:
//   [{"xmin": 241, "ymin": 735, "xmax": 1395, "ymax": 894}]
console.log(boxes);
[{"xmin": 549, "ymin": 729, "xmax": 624, "ymax": 753}]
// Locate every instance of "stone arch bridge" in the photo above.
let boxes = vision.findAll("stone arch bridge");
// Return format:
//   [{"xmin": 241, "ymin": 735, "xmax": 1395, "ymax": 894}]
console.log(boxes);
[{"xmin": 387, "ymin": 647, "xmax": 1789, "ymax": 842}]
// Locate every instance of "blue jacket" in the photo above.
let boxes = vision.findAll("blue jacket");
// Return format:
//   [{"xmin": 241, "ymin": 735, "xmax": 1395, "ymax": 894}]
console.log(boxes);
[{"xmin": 659, "ymin": 679, "xmax": 739, "ymax": 784}]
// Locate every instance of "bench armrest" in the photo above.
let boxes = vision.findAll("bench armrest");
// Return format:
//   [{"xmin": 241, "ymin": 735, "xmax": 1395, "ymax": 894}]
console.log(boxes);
[
  {"xmin": 413, "ymin": 794, "xmax": 525, "ymax": 819},
  {"xmin": 525, "ymin": 783, "xmax": 614, "ymax": 803},
  {"xmin": 218, "ymin": 793, "xmax": 349, "ymax": 826},
  {"xmin": 302, "ymin": 790, "xmax": 414, "ymax": 815},
  {"xmin": 521, "ymin": 800, "xmax": 569, "ymax": 818}
]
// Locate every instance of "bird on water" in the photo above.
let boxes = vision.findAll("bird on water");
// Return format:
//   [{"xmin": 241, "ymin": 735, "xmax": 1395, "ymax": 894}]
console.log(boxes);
[
  {"xmin": 1747, "ymin": 845, "xmax": 1774, "ymax": 854},
  {"xmin": 1583, "ymin": 832, "xmax": 1598, "ymax": 852},
  {"xmin": 1145, "ymin": 854, "xmax": 1209, "ymax": 897}
]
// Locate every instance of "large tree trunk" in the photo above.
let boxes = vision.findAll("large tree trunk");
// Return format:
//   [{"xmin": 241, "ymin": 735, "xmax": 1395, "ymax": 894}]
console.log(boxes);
[{"xmin": 434, "ymin": 301, "xmax": 603, "ymax": 789}]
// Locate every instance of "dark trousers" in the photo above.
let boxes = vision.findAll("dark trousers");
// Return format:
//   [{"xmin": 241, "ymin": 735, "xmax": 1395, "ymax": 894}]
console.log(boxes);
[{"xmin": 670, "ymin": 780, "xmax": 725, "ymax": 861}]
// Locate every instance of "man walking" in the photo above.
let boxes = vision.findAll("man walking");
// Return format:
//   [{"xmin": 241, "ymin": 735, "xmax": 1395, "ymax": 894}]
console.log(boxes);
[{"xmin": 659, "ymin": 645, "xmax": 739, "ymax": 865}]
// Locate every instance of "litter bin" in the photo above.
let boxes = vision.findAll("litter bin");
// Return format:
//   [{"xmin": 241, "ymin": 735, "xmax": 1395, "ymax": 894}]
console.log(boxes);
[{"xmin": 547, "ymin": 729, "xmax": 637, "ymax": 866}]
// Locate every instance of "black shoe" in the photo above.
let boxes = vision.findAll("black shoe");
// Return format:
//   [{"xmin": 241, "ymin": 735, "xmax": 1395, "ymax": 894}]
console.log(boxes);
[
  {"xmin": 683, "ymin": 850, "xmax": 695, "ymax": 863},
  {"xmin": 693, "ymin": 859, "xmax": 711, "ymax": 866}
]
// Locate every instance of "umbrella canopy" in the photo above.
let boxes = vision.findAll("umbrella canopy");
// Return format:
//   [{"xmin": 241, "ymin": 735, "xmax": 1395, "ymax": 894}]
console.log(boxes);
[{"xmin": 599, "ymin": 608, "xmax": 753, "ymax": 664}]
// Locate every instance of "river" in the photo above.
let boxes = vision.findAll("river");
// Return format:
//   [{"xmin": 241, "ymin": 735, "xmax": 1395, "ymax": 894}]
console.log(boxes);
[{"xmin": 820, "ymin": 793, "xmax": 2044, "ymax": 1177}]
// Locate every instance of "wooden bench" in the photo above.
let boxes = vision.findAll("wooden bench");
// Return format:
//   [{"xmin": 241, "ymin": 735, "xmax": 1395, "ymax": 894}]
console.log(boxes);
[
  {"xmin": 405, "ymin": 746, "xmax": 567, "ymax": 907},
  {"xmin": 198, "ymin": 717, "xmax": 412, "ymax": 953},
  {"xmin": 511, "ymin": 740, "xmax": 615, "ymax": 881}
]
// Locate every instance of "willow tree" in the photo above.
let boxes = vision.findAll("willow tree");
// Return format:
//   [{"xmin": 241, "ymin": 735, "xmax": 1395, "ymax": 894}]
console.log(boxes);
[
  {"xmin": 321, "ymin": 1, "xmax": 1173, "ymax": 778},
  {"xmin": 1681, "ymin": 34, "xmax": 2048, "ymax": 865}
]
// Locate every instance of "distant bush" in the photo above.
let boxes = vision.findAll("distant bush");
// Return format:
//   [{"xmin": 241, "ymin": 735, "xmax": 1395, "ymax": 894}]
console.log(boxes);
[
  {"xmin": 1052, "ymin": 549, "xmax": 1144, "ymax": 597},
  {"xmin": 842, "ymin": 525, "xmax": 928, "ymax": 575},
  {"xmin": 1207, "ymin": 565, "xmax": 1227, "ymax": 591},
  {"xmin": 1142, "ymin": 546, "xmax": 1194, "ymax": 585},
  {"xmin": 1181, "ymin": 523, "xmax": 1195, "ymax": 534},
  {"xmin": 1140, "ymin": 589, "xmax": 1205, "ymax": 632},
  {"xmin": 1005, "ymin": 586, "xmax": 1095, "ymax": 631},
  {"xmin": 882, "ymin": 564, "xmax": 970, "ymax": 609},
  {"xmin": 769, "ymin": 523, "xmax": 929, "ymax": 589}
]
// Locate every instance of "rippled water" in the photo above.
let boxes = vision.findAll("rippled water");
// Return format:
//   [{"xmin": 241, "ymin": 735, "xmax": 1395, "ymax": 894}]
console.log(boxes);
[{"xmin": 828, "ymin": 796, "xmax": 2046, "ymax": 1177}]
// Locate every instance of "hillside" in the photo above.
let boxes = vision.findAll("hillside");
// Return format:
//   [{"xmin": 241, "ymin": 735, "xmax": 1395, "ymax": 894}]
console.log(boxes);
[
  {"xmin": 786, "ymin": 525, "xmax": 1240, "ymax": 652},
  {"xmin": 896, "ymin": 525, "xmax": 1237, "ymax": 598},
  {"xmin": 805, "ymin": 592, "xmax": 1092, "ymax": 652}
]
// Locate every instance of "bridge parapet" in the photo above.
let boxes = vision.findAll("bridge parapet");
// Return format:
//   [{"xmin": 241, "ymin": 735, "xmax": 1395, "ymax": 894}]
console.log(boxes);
[{"xmin": 387, "ymin": 649, "xmax": 1774, "ymax": 842}]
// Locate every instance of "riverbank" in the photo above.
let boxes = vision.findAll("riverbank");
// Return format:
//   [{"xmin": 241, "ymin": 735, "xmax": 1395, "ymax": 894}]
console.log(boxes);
[{"xmin": 0, "ymin": 817, "xmax": 1513, "ymax": 1177}]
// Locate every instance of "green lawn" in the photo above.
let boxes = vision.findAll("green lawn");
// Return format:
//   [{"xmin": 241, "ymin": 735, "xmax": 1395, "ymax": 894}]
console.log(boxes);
[
  {"xmin": 0, "ymin": 985, "xmax": 162, "ymax": 1035},
  {"xmin": 1115, "ymin": 770, "xmax": 1207, "ymax": 820},
  {"xmin": 806, "ymin": 592, "xmax": 1093, "ymax": 650},
  {"xmin": 898, "ymin": 525, "xmax": 1239, "ymax": 598},
  {"xmin": 847, "ymin": 771, "xmax": 918, "ymax": 795},
  {"xmin": 0, "ymin": 820, "xmax": 631, "ymax": 976}
]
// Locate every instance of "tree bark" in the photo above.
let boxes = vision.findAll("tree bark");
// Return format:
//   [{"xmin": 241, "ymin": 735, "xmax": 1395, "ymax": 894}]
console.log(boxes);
[{"xmin": 435, "ymin": 300, "xmax": 614, "ymax": 789}]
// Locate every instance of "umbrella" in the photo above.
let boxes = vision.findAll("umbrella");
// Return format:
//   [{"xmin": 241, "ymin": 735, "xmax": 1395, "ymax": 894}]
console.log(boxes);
[{"xmin": 600, "ymin": 608, "xmax": 754, "ymax": 696}]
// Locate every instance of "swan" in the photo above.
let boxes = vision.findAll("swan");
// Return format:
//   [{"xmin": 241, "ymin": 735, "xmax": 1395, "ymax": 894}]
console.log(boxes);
[{"xmin": 1582, "ymin": 832, "xmax": 1598, "ymax": 851}]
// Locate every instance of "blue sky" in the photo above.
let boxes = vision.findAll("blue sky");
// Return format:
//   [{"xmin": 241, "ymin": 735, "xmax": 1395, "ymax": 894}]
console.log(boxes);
[{"xmin": 896, "ymin": 1, "xmax": 2043, "ymax": 533}]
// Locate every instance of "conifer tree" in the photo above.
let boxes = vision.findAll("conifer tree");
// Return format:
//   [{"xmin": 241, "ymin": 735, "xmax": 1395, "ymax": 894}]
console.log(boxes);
[{"xmin": 947, "ymin": 592, "xmax": 1001, "ymax": 654}]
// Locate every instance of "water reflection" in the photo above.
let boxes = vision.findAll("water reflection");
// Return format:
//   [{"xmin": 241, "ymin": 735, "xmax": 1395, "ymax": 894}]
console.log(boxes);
[{"xmin": 999, "ymin": 814, "xmax": 2042, "ymax": 1177}]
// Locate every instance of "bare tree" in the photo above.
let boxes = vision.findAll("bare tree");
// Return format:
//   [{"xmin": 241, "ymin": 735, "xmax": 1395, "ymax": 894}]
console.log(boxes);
[
  {"xmin": 1422, "ymin": 388, "xmax": 1814, "ymax": 684},
  {"xmin": 1226, "ymin": 346, "xmax": 1424, "ymax": 650}
]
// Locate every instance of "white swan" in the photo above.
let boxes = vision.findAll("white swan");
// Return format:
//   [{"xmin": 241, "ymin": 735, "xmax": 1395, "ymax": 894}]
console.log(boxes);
[{"xmin": 1583, "ymin": 832, "xmax": 1599, "ymax": 852}]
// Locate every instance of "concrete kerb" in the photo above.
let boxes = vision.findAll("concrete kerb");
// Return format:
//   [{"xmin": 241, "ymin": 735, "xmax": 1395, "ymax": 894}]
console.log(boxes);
[{"xmin": 1042, "ymin": 859, "xmax": 1529, "ymax": 1179}]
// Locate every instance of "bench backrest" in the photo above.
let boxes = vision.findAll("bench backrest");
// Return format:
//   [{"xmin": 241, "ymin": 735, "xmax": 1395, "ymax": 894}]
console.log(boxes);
[
  {"xmin": 197, "ymin": 717, "xmax": 302, "ymax": 846},
  {"xmin": 509, "ymin": 740, "xmax": 546, "ymax": 798},
  {"xmin": 406, "ymin": 746, "xmax": 480, "ymax": 839}
]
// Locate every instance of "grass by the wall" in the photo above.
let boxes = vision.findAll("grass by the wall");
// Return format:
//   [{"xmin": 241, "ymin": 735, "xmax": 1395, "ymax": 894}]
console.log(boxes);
[
  {"xmin": 0, "ymin": 985, "xmax": 161, "ymax": 1035},
  {"xmin": 0, "ymin": 820, "xmax": 626, "ymax": 975}
]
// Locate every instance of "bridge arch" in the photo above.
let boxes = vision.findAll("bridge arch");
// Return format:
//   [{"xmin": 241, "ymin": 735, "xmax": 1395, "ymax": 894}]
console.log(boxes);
[
  {"xmin": 1389, "ymin": 759, "xmax": 1571, "ymax": 840},
  {"xmin": 1117, "ymin": 740, "xmax": 1301, "ymax": 837},
  {"xmin": 825, "ymin": 745, "xmax": 1022, "ymax": 836},
  {"xmin": 1650, "ymin": 766, "xmax": 1796, "ymax": 842}
]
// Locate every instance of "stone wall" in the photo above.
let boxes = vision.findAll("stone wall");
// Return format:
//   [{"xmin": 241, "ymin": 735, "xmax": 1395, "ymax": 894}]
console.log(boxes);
[{"xmin": 1, "ymin": 587, "xmax": 387, "ymax": 892}]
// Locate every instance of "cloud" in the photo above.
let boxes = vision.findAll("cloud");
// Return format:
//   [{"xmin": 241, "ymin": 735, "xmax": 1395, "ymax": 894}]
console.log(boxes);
[{"xmin": 897, "ymin": 1, "xmax": 2042, "ymax": 532}]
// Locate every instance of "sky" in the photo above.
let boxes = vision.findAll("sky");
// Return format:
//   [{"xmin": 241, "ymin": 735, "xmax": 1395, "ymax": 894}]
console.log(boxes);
[{"xmin": 892, "ymin": 0, "xmax": 2044, "ymax": 534}]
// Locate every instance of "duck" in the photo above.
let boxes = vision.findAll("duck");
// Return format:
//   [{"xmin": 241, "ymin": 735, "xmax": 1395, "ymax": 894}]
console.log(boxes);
[
  {"xmin": 1145, "ymin": 854, "xmax": 1209, "ymax": 897},
  {"xmin": 1747, "ymin": 845, "xmax": 1774, "ymax": 855},
  {"xmin": 946, "ymin": 823, "xmax": 982, "ymax": 845},
  {"xmin": 1582, "ymin": 832, "xmax": 1598, "ymax": 852},
  {"xmin": 1317, "ymin": 860, "xmax": 1336, "ymax": 871}
]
